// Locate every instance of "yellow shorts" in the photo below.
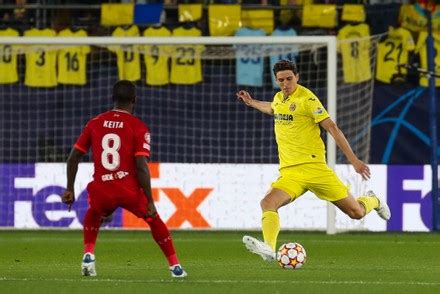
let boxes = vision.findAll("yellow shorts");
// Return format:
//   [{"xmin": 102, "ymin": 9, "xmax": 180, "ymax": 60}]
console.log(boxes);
[{"xmin": 271, "ymin": 163, "xmax": 348, "ymax": 202}]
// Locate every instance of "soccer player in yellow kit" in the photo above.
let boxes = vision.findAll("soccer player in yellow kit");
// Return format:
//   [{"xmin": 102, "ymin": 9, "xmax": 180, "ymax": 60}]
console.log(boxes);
[{"xmin": 236, "ymin": 60, "xmax": 391, "ymax": 261}]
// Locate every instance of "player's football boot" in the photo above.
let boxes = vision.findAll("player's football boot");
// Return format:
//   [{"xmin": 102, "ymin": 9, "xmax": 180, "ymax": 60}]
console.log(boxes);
[
  {"xmin": 169, "ymin": 264, "xmax": 187, "ymax": 278},
  {"xmin": 367, "ymin": 190, "xmax": 391, "ymax": 220},
  {"xmin": 81, "ymin": 253, "xmax": 97, "ymax": 276},
  {"xmin": 242, "ymin": 235, "xmax": 276, "ymax": 262}
]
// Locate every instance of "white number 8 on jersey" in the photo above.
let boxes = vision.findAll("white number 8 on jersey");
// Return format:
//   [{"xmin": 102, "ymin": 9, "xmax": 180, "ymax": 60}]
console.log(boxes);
[{"xmin": 101, "ymin": 133, "xmax": 121, "ymax": 171}]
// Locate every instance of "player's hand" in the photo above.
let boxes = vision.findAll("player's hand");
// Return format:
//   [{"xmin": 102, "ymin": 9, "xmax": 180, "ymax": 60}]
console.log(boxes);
[
  {"xmin": 62, "ymin": 190, "xmax": 75, "ymax": 212},
  {"xmin": 236, "ymin": 90, "xmax": 254, "ymax": 106},
  {"xmin": 145, "ymin": 202, "xmax": 158, "ymax": 221},
  {"xmin": 352, "ymin": 159, "xmax": 370, "ymax": 181}
]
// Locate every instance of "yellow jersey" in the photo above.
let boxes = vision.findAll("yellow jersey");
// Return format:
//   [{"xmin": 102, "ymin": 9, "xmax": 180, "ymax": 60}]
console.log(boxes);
[
  {"xmin": 170, "ymin": 26, "xmax": 204, "ymax": 84},
  {"xmin": 337, "ymin": 23, "xmax": 371, "ymax": 83},
  {"xmin": 57, "ymin": 28, "xmax": 90, "ymax": 85},
  {"xmin": 0, "ymin": 28, "xmax": 19, "ymax": 84},
  {"xmin": 415, "ymin": 31, "xmax": 440, "ymax": 87},
  {"xmin": 111, "ymin": 25, "xmax": 141, "ymax": 81},
  {"xmin": 376, "ymin": 27, "xmax": 415, "ymax": 83},
  {"xmin": 400, "ymin": 3, "xmax": 440, "ymax": 33},
  {"xmin": 143, "ymin": 26, "xmax": 171, "ymax": 86},
  {"xmin": 271, "ymin": 85, "xmax": 330, "ymax": 169},
  {"xmin": 24, "ymin": 28, "xmax": 57, "ymax": 87}
]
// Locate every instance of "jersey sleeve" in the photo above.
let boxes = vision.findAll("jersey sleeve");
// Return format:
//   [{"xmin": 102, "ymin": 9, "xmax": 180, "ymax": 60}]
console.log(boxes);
[
  {"xmin": 307, "ymin": 95, "xmax": 330, "ymax": 124},
  {"xmin": 134, "ymin": 121, "xmax": 151, "ymax": 159},
  {"xmin": 270, "ymin": 101, "xmax": 275, "ymax": 110},
  {"xmin": 74, "ymin": 122, "xmax": 92, "ymax": 154},
  {"xmin": 270, "ymin": 93, "xmax": 278, "ymax": 109}
]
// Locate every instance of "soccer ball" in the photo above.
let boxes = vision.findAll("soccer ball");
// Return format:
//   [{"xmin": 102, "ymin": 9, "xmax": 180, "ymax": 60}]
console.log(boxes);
[{"xmin": 277, "ymin": 242, "xmax": 307, "ymax": 269}]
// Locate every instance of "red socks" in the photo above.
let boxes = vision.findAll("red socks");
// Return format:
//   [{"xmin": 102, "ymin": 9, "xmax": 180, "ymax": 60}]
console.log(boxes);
[
  {"xmin": 83, "ymin": 209, "xmax": 179, "ymax": 266},
  {"xmin": 146, "ymin": 215, "xmax": 179, "ymax": 266},
  {"xmin": 83, "ymin": 207, "xmax": 101, "ymax": 254}
]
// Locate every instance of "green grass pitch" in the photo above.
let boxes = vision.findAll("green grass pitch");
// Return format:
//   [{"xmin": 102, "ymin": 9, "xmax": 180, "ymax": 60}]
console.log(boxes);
[{"xmin": 1, "ymin": 230, "xmax": 440, "ymax": 293}]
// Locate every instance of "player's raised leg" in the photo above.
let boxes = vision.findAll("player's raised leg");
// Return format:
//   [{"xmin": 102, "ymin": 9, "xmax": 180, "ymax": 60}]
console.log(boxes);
[
  {"xmin": 333, "ymin": 191, "xmax": 391, "ymax": 221},
  {"xmin": 82, "ymin": 207, "xmax": 102, "ymax": 276},
  {"xmin": 365, "ymin": 190, "xmax": 391, "ymax": 220}
]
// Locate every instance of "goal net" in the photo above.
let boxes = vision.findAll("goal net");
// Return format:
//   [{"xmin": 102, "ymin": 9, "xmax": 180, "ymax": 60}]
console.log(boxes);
[{"xmin": 0, "ymin": 36, "xmax": 378, "ymax": 232}]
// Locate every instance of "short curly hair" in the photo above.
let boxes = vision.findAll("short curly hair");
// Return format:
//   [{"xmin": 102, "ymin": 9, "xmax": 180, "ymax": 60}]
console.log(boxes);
[{"xmin": 272, "ymin": 60, "xmax": 298, "ymax": 77}]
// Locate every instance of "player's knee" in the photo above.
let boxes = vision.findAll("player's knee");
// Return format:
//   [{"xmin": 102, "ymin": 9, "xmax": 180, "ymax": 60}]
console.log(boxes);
[
  {"xmin": 144, "ymin": 213, "xmax": 161, "ymax": 224},
  {"xmin": 347, "ymin": 208, "xmax": 364, "ymax": 220},
  {"xmin": 260, "ymin": 197, "xmax": 276, "ymax": 211},
  {"xmin": 259, "ymin": 198, "xmax": 267, "ymax": 210}
]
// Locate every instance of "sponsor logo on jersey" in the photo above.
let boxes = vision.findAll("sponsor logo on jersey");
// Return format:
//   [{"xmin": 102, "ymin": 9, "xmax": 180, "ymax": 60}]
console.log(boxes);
[{"xmin": 274, "ymin": 113, "xmax": 294, "ymax": 121}]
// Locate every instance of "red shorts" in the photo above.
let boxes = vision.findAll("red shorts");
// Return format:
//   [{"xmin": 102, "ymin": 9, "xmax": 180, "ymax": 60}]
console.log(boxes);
[{"xmin": 86, "ymin": 179, "xmax": 147, "ymax": 218}]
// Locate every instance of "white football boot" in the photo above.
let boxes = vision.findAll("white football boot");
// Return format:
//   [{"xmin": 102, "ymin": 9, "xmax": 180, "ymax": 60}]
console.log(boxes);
[
  {"xmin": 169, "ymin": 264, "xmax": 187, "ymax": 278},
  {"xmin": 367, "ymin": 190, "xmax": 391, "ymax": 221},
  {"xmin": 81, "ymin": 253, "xmax": 97, "ymax": 276},
  {"xmin": 242, "ymin": 235, "xmax": 276, "ymax": 262}
]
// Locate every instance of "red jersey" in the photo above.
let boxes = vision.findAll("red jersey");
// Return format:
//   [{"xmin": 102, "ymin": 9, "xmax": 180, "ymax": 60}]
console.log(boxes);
[{"xmin": 74, "ymin": 109, "xmax": 150, "ymax": 183}]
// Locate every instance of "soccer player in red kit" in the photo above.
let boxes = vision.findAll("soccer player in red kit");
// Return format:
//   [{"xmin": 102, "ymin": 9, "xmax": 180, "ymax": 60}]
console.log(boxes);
[{"xmin": 62, "ymin": 80, "xmax": 187, "ymax": 278}]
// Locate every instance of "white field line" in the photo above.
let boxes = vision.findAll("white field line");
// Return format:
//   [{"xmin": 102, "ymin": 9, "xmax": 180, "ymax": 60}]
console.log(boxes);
[
  {"xmin": 1, "ymin": 277, "xmax": 440, "ymax": 286},
  {"xmin": 1, "ymin": 237, "xmax": 439, "ymax": 245}
]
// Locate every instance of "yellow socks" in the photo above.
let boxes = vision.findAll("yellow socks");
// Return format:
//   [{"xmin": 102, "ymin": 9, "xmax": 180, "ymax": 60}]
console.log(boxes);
[
  {"xmin": 357, "ymin": 195, "xmax": 380, "ymax": 214},
  {"xmin": 262, "ymin": 210, "xmax": 280, "ymax": 251}
]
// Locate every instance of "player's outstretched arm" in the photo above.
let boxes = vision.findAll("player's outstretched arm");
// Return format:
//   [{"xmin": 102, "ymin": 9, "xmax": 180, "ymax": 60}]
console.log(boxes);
[
  {"xmin": 236, "ymin": 90, "xmax": 273, "ymax": 115},
  {"xmin": 135, "ymin": 156, "xmax": 157, "ymax": 219},
  {"xmin": 62, "ymin": 148, "xmax": 84, "ymax": 210},
  {"xmin": 320, "ymin": 118, "xmax": 371, "ymax": 180}
]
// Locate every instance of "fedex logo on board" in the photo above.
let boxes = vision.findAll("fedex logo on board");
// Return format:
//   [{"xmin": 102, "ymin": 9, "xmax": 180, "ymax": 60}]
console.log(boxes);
[
  {"xmin": 387, "ymin": 165, "xmax": 436, "ymax": 231},
  {"xmin": 0, "ymin": 163, "xmax": 212, "ymax": 229}
]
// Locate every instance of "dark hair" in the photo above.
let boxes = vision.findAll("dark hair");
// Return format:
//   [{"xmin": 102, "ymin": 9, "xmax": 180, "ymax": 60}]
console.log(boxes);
[
  {"xmin": 112, "ymin": 80, "xmax": 136, "ymax": 105},
  {"xmin": 272, "ymin": 60, "xmax": 298, "ymax": 77}
]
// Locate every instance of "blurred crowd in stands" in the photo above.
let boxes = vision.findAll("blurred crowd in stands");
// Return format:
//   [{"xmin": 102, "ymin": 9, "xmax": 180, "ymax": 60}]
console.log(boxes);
[{"xmin": 0, "ymin": 0, "xmax": 413, "ymax": 36}]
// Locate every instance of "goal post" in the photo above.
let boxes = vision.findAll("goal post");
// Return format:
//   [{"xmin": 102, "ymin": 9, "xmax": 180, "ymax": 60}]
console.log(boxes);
[{"xmin": 0, "ymin": 35, "xmax": 376, "ymax": 233}]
